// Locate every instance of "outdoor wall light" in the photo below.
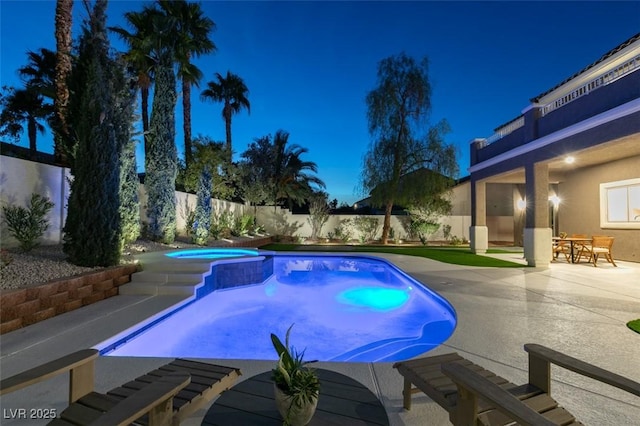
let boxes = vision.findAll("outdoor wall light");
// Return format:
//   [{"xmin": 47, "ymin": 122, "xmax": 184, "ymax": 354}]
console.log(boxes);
[
  {"xmin": 564, "ymin": 156, "xmax": 575, "ymax": 164},
  {"xmin": 549, "ymin": 195, "xmax": 561, "ymax": 208},
  {"xmin": 516, "ymin": 198, "xmax": 526, "ymax": 210}
]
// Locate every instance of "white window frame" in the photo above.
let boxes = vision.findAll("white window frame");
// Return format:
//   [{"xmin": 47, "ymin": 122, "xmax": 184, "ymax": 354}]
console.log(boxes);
[{"xmin": 600, "ymin": 178, "xmax": 640, "ymax": 229}]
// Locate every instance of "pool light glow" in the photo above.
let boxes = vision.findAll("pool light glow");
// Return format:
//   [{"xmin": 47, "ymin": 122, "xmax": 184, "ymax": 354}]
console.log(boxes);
[{"xmin": 337, "ymin": 287, "xmax": 410, "ymax": 311}]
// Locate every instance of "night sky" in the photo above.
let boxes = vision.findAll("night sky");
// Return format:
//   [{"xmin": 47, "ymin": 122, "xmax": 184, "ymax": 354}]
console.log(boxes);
[{"xmin": 1, "ymin": 1, "xmax": 639, "ymax": 204}]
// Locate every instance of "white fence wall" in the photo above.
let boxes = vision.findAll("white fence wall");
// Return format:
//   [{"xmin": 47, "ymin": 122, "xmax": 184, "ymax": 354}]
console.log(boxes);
[
  {"xmin": 139, "ymin": 185, "xmax": 247, "ymax": 237},
  {"xmin": 0, "ymin": 155, "xmax": 246, "ymax": 247},
  {"xmin": 1, "ymin": 154, "xmax": 476, "ymax": 247},
  {"xmin": 254, "ymin": 205, "xmax": 470, "ymax": 242},
  {"xmin": 0, "ymin": 156, "xmax": 71, "ymax": 246}
]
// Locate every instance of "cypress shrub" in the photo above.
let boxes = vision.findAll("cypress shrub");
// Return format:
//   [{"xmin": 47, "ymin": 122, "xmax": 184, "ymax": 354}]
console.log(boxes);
[
  {"xmin": 114, "ymin": 61, "xmax": 140, "ymax": 246},
  {"xmin": 192, "ymin": 166, "xmax": 212, "ymax": 245},
  {"xmin": 145, "ymin": 60, "xmax": 178, "ymax": 243},
  {"xmin": 63, "ymin": 0, "xmax": 124, "ymax": 267}
]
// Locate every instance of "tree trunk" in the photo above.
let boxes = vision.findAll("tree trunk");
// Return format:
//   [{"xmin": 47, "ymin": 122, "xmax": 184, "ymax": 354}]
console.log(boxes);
[
  {"xmin": 27, "ymin": 118, "xmax": 37, "ymax": 155},
  {"xmin": 54, "ymin": 0, "xmax": 73, "ymax": 165},
  {"xmin": 183, "ymin": 77, "xmax": 192, "ymax": 166},
  {"xmin": 224, "ymin": 114, "xmax": 233, "ymax": 164},
  {"xmin": 381, "ymin": 201, "xmax": 393, "ymax": 244},
  {"xmin": 141, "ymin": 85, "xmax": 150, "ymax": 168}
]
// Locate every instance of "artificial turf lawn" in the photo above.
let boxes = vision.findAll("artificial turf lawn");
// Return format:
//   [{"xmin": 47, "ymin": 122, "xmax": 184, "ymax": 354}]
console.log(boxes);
[
  {"xmin": 259, "ymin": 244, "xmax": 526, "ymax": 268},
  {"xmin": 627, "ymin": 319, "xmax": 640, "ymax": 334}
]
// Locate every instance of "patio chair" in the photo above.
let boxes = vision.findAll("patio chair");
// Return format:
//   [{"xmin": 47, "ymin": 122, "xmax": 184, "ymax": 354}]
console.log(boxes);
[
  {"xmin": 576, "ymin": 235, "xmax": 617, "ymax": 267},
  {"xmin": 552, "ymin": 238, "xmax": 571, "ymax": 263},
  {"xmin": 0, "ymin": 349, "xmax": 242, "ymax": 426},
  {"xmin": 393, "ymin": 343, "xmax": 640, "ymax": 425}
]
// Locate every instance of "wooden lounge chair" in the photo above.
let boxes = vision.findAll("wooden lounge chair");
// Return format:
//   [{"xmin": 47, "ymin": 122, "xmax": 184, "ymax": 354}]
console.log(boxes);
[
  {"xmin": 0, "ymin": 349, "xmax": 242, "ymax": 426},
  {"xmin": 393, "ymin": 343, "xmax": 640, "ymax": 425}
]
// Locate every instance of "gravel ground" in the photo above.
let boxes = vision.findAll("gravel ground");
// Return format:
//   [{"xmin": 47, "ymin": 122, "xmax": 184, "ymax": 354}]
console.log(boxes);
[{"xmin": 0, "ymin": 239, "xmax": 201, "ymax": 291}]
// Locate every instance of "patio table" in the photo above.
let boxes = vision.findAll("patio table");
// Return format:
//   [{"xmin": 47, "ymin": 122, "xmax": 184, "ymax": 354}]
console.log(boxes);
[
  {"xmin": 201, "ymin": 368, "xmax": 389, "ymax": 425},
  {"xmin": 552, "ymin": 237, "xmax": 590, "ymax": 263}
]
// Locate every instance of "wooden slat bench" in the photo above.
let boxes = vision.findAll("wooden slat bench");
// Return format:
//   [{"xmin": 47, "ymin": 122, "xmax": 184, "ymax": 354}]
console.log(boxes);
[
  {"xmin": 0, "ymin": 349, "xmax": 242, "ymax": 426},
  {"xmin": 393, "ymin": 344, "xmax": 640, "ymax": 425}
]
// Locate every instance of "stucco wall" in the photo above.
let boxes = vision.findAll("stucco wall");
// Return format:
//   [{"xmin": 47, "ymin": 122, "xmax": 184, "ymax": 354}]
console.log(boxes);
[
  {"xmin": 254, "ymin": 205, "xmax": 471, "ymax": 242},
  {"xmin": 0, "ymin": 155, "xmax": 247, "ymax": 247},
  {"xmin": 0, "ymin": 156, "xmax": 71, "ymax": 246},
  {"xmin": 558, "ymin": 155, "xmax": 640, "ymax": 262}
]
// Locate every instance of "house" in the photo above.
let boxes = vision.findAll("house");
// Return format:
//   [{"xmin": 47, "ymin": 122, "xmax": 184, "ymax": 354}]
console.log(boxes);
[{"xmin": 469, "ymin": 33, "xmax": 640, "ymax": 266}]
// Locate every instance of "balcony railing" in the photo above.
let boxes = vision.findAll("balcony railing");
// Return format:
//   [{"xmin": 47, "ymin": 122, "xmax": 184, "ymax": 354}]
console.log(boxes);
[
  {"xmin": 540, "ymin": 53, "xmax": 640, "ymax": 117},
  {"xmin": 484, "ymin": 115, "xmax": 524, "ymax": 145}
]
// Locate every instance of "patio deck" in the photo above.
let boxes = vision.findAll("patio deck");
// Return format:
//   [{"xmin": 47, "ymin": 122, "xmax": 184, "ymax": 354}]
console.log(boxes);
[{"xmin": 1, "ymin": 251, "xmax": 638, "ymax": 425}]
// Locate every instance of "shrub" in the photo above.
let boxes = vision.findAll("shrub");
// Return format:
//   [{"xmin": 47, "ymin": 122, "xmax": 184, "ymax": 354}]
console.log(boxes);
[
  {"xmin": 192, "ymin": 167, "xmax": 212, "ymax": 245},
  {"xmin": 232, "ymin": 214, "xmax": 254, "ymax": 237},
  {"xmin": 411, "ymin": 221, "xmax": 440, "ymax": 245},
  {"xmin": 0, "ymin": 249, "xmax": 13, "ymax": 269},
  {"xmin": 306, "ymin": 194, "xmax": 330, "ymax": 240},
  {"xmin": 353, "ymin": 216, "xmax": 380, "ymax": 243},
  {"xmin": 210, "ymin": 210, "xmax": 234, "ymax": 240},
  {"xmin": 442, "ymin": 224, "xmax": 452, "ymax": 241},
  {"xmin": 2, "ymin": 193, "xmax": 54, "ymax": 252},
  {"xmin": 178, "ymin": 198, "xmax": 199, "ymax": 238},
  {"xmin": 334, "ymin": 219, "xmax": 353, "ymax": 243}
]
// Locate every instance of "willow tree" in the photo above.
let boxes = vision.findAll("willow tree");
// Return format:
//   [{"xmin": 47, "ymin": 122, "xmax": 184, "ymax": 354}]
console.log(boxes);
[{"xmin": 360, "ymin": 53, "xmax": 457, "ymax": 244}]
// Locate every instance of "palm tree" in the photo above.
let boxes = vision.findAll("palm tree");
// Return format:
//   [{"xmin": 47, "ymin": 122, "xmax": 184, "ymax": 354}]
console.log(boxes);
[
  {"xmin": 18, "ymin": 48, "xmax": 57, "ymax": 100},
  {"xmin": 110, "ymin": 8, "xmax": 158, "ymax": 158},
  {"xmin": 158, "ymin": 0, "xmax": 215, "ymax": 167},
  {"xmin": 0, "ymin": 87, "xmax": 50, "ymax": 155},
  {"xmin": 271, "ymin": 130, "xmax": 325, "ymax": 209},
  {"xmin": 54, "ymin": 0, "xmax": 73, "ymax": 164},
  {"xmin": 201, "ymin": 71, "xmax": 250, "ymax": 159}
]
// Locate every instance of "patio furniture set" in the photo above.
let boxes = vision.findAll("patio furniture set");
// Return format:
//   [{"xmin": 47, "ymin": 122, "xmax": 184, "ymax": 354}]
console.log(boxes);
[
  {"xmin": 552, "ymin": 234, "xmax": 617, "ymax": 266},
  {"xmin": 3, "ymin": 343, "xmax": 639, "ymax": 425}
]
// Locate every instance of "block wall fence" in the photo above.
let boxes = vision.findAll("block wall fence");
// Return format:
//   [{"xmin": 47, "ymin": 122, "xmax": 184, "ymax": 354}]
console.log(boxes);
[{"xmin": 0, "ymin": 154, "xmax": 508, "ymax": 246}]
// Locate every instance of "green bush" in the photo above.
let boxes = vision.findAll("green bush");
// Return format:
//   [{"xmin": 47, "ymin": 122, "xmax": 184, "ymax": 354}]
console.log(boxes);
[
  {"xmin": 232, "ymin": 214, "xmax": 253, "ymax": 237},
  {"xmin": 334, "ymin": 219, "xmax": 353, "ymax": 243},
  {"xmin": 411, "ymin": 221, "xmax": 440, "ymax": 245},
  {"xmin": 353, "ymin": 216, "xmax": 380, "ymax": 243},
  {"xmin": 210, "ymin": 210, "xmax": 234, "ymax": 240},
  {"xmin": 2, "ymin": 193, "xmax": 54, "ymax": 252}
]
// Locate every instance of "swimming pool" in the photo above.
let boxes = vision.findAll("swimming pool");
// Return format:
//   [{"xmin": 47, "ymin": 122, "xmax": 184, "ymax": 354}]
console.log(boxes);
[{"xmin": 103, "ymin": 254, "xmax": 456, "ymax": 362}]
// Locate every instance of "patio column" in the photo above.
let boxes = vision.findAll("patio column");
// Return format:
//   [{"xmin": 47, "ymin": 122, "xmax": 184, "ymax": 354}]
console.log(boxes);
[
  {"xmin": 524, "ymin": 162, "xmax": 552, "ymax": 267},
  {"xmin": 470, "ymin": 179, "xmax": 488, "ymax": 254}
]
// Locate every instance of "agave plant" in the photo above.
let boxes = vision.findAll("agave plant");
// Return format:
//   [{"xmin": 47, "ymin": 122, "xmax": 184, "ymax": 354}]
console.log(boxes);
[{"xmin": 271, "ymin": 324, "xmax": 320, "ymax": 410}]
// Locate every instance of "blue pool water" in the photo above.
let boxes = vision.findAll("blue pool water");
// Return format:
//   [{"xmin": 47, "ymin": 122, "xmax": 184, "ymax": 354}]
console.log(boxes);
[{"xmin": 105, "ymin": 255, "xmax": 456, "ymax": 362}]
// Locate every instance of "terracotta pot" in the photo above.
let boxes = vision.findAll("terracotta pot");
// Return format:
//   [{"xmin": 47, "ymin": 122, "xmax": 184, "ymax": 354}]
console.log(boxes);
[{"xmin": 274, "ymin": 384, "xmax": 318, "ymax": 426}]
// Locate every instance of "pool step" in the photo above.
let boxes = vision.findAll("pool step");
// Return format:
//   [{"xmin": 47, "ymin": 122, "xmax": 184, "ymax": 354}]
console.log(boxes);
[
  {"xmin": 119, "ymin": 270, "xmax": 208, "ymax": 297},
  {"xmin": 139, "ymin": 261, "xmax": 213, "ymax": 274}
]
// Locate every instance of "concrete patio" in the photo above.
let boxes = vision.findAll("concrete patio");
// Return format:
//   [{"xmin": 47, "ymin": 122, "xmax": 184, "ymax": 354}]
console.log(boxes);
[{"xmin": 1, "ymin": 251, "xmax": 639, "ymax": 425}]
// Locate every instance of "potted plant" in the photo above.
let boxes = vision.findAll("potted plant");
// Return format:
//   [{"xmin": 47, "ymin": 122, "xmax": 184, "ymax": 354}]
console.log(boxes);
[{"xmin": 271, "ymin": 324, "xmax": 320, "ymax": 426}]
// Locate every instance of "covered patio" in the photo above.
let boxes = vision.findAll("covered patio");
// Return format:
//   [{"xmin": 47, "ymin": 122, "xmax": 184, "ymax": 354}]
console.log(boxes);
[{"xmin": 468, "ymin": 33, "xmax": 640, "ymax": 267}]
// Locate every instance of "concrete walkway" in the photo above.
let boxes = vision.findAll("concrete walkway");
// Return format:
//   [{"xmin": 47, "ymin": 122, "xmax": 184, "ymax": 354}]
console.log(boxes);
[{"xmin": 1, "ymin": 252, "xmax": 639, "ymax": 425}]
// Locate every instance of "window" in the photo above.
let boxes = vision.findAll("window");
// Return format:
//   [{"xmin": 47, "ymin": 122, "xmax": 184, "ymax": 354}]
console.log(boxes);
[{"xmin": 600, "ymin": 178, "xmax": 640, "ymax": 229}]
